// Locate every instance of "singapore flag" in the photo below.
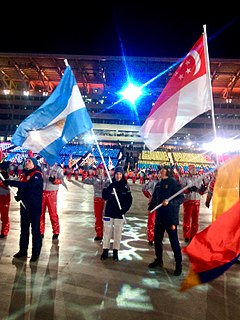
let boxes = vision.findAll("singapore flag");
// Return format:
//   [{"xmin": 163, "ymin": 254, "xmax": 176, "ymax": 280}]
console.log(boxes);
[{"xmin": 139, "ymin": 32, "xmax": 212, "ymax": 151}]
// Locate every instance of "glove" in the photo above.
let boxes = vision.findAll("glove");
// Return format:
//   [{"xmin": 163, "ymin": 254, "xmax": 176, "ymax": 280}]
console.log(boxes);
[
  {"xmin": 49, "ymin": 176, "xmax": 55, "ymax": 183},
  {"xmin": 15, "ymin": 195, "xmax": 21, "ymax": 202},
  {"xmin": 109, "ymin": 181, "xmax": 118, "ymax": 190},
  {"xmin": 2, "ymin": 179, "xmax": 10, "ymax": 186},
  {"xmin": 188, "ymin": 186, "xmax": 198, "ymax": 192},
  {"xmin": 205, "ymin": 200, "xmax": 210, "ymax": 208},
  {"xmin": 120, "ymin": 209, "xmax": 126, "ymax": 215},
  {"xmin": 199, "ymin": 183, "xmax": 207, "ymax": 194},
  {"xmin": 0, "ymin": 171, "xmax": 9, "ymax": 179},
  {"xmin": 191, "ymin": 186, "xmax": 198, "ymax": 192}
]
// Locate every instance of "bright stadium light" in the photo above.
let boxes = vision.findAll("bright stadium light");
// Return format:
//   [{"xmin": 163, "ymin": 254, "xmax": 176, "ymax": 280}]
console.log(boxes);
[
  {"xmin": 119, "ymin": 82, "xmax": 142, "ymax": 104},
  {"xmin": 203, "ymin": 137, "xmax": 240, "ymax": 153}
]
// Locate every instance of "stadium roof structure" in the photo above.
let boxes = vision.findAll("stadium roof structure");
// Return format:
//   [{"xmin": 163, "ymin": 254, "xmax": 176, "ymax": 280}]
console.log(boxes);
[{"xmin": 0, "ymin": 52, "xmax": 240, "ymax": 104}]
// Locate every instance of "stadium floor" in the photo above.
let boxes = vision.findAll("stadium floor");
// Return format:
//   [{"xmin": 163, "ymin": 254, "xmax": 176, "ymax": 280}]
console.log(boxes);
[{"xmin": 0, "ymin": 178, "xmax": 239, "ymax": 320}]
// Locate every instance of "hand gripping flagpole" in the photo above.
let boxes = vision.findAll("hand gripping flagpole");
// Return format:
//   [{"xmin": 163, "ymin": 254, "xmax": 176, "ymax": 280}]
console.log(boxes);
[
  {"xmin": 90, "ymin": 128, "xmax": 127, "ymax": 224},
  {"xmin": 0, "ymin": 172, "xmax": 26, "ymax": 209}
]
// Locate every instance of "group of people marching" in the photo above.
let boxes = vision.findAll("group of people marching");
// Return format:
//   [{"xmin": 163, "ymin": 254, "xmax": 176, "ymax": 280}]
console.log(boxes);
[
  {"xmin": 0, "ymin": 155, "xmax": 133, "ymax": 264},
  {"xmin": 0, "ymin": 155, "xmax": 238, "ymax": 276}
]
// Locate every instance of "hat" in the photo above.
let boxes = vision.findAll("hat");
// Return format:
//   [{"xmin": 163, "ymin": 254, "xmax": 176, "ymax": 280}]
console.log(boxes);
[
  {"xmin": 26, "ymin": 157, "xmax": 38, "ymax": 167},
  {"xmin": 162, "ymin": 165, "xmax": 171, "ymax": 171},
  {"xmin": 0, "ymin": 161, "xmax": 11, "ymax": 171},
  {"xmin": 161, "ymin": 165, "xmax": 173, "ymax": 177},
  {"xmin": 97, "ymin": 163, "xmax": 104, "ymax": 170},
  {"xmin": 114, "ymin": 166, "xmax": 124, "ymax": 175},
  {"xmin": 188, "ymin": 164, "xmax": 196, "ymax": 171}
]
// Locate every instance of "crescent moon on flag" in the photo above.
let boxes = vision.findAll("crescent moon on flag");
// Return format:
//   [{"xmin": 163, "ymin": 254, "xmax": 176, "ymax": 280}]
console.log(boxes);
[{"xmin": 189, "ymin": 50, "xmax": 201, "ymax": 75}]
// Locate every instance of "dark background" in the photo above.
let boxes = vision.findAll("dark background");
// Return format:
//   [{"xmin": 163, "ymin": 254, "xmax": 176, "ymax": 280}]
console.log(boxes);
[{"xmin": 2, "ymin": 3, "xmax": 240, "ymax": 59}]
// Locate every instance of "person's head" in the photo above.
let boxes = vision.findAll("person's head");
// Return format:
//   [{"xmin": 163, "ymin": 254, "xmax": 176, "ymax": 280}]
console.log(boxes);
[
  {"xmin": 159, "ymin": 165, "xmax": 173, "ymax": 179},
  {"xmin": 97, "ymin": 163, "xmax": 105, "ymax": 174},
  {"xmin": 188, "ymin": 164, "xmax": 196, "ymax": 175},
  {"xmin": 114, "ymin": 166, "xmax": 124, "ymax": 181},
  {"xmin": 25, "ymin": 157, "xmax": 38, "ymax": 170}
]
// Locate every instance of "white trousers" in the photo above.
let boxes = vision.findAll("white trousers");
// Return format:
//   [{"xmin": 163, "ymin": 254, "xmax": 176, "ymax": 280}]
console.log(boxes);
[{"xmin": 102, "ymin": 217, "xmax": 124, "ymax": 250}]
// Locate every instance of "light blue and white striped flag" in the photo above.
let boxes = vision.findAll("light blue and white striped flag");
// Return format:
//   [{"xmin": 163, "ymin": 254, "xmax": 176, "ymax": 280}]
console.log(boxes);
[{"xmin": 11, "ymin": 65, "xmax": 93, "ymax": 165}]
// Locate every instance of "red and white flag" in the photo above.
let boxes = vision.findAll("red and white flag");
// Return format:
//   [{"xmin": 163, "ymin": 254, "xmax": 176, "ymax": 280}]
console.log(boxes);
[
  {"xmin": 139, "ymin": 32, "xmax": 212, "ymax": 150},
  {"xmin": 108, "ymin": 156, "xmax": 114, "ymax": 170}
]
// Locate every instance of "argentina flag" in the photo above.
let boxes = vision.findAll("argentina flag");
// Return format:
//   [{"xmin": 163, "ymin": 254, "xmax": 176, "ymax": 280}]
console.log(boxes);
[{"xmin": 11, "ymin": 64, "xmax": 93, "ymax": 166}]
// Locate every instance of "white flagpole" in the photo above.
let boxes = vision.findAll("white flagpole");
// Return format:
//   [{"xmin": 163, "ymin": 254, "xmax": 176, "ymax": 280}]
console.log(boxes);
[
  {"xmin": 203, "ymin": 24, "xmax": 219, "ymax": 167},
  {"xmin": 90, "ymin": 128, "xmax": 127, "ymax": 223}
]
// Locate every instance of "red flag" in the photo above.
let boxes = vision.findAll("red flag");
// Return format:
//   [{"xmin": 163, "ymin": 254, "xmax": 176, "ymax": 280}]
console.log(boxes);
[
  {"xmin": 108, "ymin": 156, "xmax": 114, "ymax": 170},
  {"xmin": 180, "ymin": 156, "xmax": 240, "ymax": 291},
  {"xmin": 180, "ymin": 200, "xmax": 240, "ymax": 291},
  {"xmin": 27, "ymin": 149, "xmax": 34, "ymax": 157},
  {"xmin": 139, "ymin": 33, "xmax": 212, "ymax": 150}
]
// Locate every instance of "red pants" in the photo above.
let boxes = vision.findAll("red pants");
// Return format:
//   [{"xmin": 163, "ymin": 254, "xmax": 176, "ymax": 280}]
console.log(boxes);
[
  {"xmin": 82, "ymin": 172, "xmax": 88, "ymax": 181},
  {"xmin": 94, "ymin": 197, "xmax": 105, "ymax": 238},
  {"xmin": 183, "ymin": 200, "xmax": 200, "ymax": 239},
  {"xmin": 66, "ymin": 173, "xmax": 72, "ymax": 181},
  {"xmin": 147, "ymin": 210, "xmax": 156, "ymax": 242},
  {"xmin": 40, "ymin": 190, "xmax": 60, "ymax": 235},
  {"xmin": 74, "ymin": 172, "xmax": 79, "ymax": 180},
  {"xmin": 139, "ymin": 177, "xmax": 145, "ymax": 184},
  {"xmin": 0, "ymin": 194, "xmax": 10, "ymax": 236}
]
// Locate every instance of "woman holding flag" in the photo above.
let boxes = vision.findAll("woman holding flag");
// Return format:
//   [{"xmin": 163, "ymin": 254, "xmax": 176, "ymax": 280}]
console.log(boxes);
[{"xmin": 101, "ymin": 166, "xmax": 132, "ymax": 262}]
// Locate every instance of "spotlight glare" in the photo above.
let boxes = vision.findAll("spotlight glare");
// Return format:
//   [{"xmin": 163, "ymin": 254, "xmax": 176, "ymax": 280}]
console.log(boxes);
[{"xmin": 120, "ymin": 83, "xmax": 142, "ymax": 104}]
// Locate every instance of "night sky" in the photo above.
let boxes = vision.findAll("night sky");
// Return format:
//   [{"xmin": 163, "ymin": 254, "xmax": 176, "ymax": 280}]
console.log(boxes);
[{"xmin": 2, "ymin": 3, "xmax": 240, "ymax": 59}]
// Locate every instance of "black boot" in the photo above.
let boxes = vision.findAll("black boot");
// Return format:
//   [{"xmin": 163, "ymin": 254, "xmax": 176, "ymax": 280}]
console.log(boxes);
[
  {"xmin": 113, "ymin": 249, "xmax": 119, "ymax": 261},
  {"xmin": 174, "ymin": 264, "xmax": 182, "ymax": 276},
  {"xmin": 148, "ymin": 258, "xmax": 163, "ymax": 268},
  {"xmin": 101, "ymin": 249, "xmax": 109, "ymax": 260},
  {"xmin": 13, "ymin": 251, "xmax": 27, "ymax": 259}
]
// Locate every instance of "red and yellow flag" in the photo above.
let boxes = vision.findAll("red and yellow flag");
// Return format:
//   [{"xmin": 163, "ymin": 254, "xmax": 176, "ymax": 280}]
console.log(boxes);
[
  {"xmin": 180, "ymin": 155, "xmax": 240, "ymax": 291},
  {"xmin": 212, "ymin": 155, "xmax": 240, "ymax": 221}
]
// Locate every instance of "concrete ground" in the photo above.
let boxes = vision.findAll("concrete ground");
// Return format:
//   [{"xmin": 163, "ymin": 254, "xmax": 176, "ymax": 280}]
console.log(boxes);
[{"xmin": 0, "ymin": 178, "xmax": 239, "ymax": 320}]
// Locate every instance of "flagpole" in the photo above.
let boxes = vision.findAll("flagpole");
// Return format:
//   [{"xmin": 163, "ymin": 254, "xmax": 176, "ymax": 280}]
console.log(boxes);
[
  {"xmin": 150, "ymin": 166, "xmax": 218, "ymax": 213},
  {"xmin": 90, "ymin": 128, "xmax": 127, "ymax": 223},
  {"xmin": 203, "ymin": 25, "xmax": 219, "ymax": 167},
  {"xmin": 0, "ymin": 172, "xmax": 26, "ymax": 209}
]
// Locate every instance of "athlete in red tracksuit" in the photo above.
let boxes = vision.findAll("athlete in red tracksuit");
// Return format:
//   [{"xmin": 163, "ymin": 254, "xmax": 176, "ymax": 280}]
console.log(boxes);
[
  {"xmin": 83, "ymin": 163, "xmax": 110, "ymax": 241},
  {"xmin": 40, "ymin": 160, "xmax": 64, "ymax": 240},
  {"xmin": 0, "ymin": 162, "xmax": 11, "ymax": 238},
  {"xmin": 180, "ymin": 164, "xmax": 207, "ymax": 243},
  {"xmin": 205, "ymin": 171, "xmax": 216, "ymax": 208},
  {"xmin": 142, "ymin": 172, "xmax": 160, "ymax": 245}
]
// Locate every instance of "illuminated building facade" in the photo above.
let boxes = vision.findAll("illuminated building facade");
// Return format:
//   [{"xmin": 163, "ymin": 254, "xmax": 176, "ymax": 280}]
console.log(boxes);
[{"xmin": 0, "ymin": 53, "xmax": 240, "ymax": 149}]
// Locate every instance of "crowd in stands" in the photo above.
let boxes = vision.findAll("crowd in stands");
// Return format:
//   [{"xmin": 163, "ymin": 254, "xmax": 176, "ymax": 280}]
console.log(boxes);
[{"xmin": 0, "ymin": 142, "xmax": 236, "ymax": 185}]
